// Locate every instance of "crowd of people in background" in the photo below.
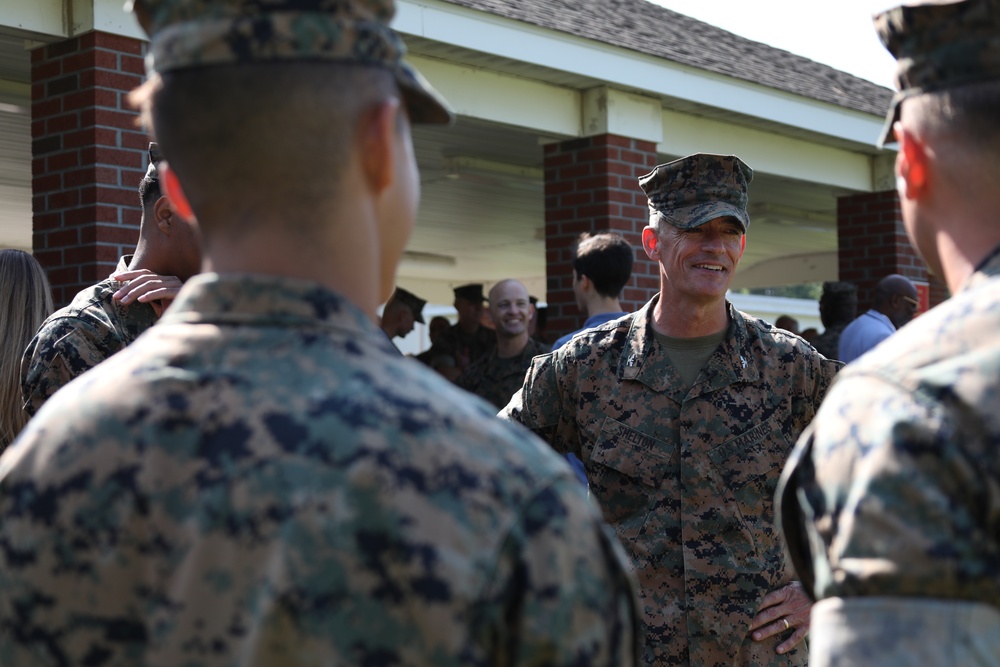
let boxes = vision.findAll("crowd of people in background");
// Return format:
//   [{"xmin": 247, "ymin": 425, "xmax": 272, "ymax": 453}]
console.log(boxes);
[{"xmin": 0, "ymin": 0, "xmax": 997, "ymax": 664}]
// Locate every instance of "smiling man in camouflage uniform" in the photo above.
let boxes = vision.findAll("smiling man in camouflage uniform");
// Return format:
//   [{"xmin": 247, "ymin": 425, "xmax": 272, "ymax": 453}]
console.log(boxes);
[
  {"xmin": 502, "ymin": 153, "xmax": 841, "ymax": 666},
  {"xmin": 458, "ymin": 279, "xmax": 549, "ymax": 409},
  {"xmin": 778, "ymin": 1, "xmax": 1000, "ymax": 664},
  {"xmin": 0, "ymin": 0, "xmax": 641, "ymax": 664}
]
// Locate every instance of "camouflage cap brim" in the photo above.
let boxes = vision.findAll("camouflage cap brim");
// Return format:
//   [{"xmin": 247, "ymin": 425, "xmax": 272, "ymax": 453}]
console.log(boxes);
[
  {"xmin": 877, "ymin": 92, "xmax": 904, "ymax": 147},
  {"xmin": 656, "ymin": 200, "xmax": 750, "ymax": 232},
  {"xmin": 874, "ymin": 0, "xmax": 1000, "ymax": 146},
  {"xmin": 396, "ymin": 61, "xmax": 454, "ymax": 125}
]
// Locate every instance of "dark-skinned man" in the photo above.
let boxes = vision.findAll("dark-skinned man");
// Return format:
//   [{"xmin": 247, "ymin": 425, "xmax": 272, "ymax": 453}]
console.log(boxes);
[{"xmin": 20, "ymin": 141, "xmax": 201, "ymax": 416}]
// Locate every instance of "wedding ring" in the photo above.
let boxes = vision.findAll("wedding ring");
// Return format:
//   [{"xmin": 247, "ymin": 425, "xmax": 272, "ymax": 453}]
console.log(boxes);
[{"xmin": 782, "ymin": 618, "xmax": 790, "ymax": 631}]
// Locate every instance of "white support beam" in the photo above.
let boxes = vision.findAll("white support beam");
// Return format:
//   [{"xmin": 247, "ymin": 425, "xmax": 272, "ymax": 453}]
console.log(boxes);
[
  {"xmin": 0, "ymin": 0, "xmax": 144, "ymax": 40},
  {"xmin": 659, "ymin": 109, "xmax": 873, "ymax": 191},
  {"xmin": 2, "ymin": 0, "xmax": 65, "ymax": 39},
  {"xmin": 582, "ymin": 86, "xmax": 662, "ymax": 143},
  {"xmin": 89, "ymin": 0, "xmax": 145, "ymax": 40},
  {"xmin": 408, "ymin": 54, "xmax": 581, "ymax": 136},
  {"xmin": 872, "ymin": 153, "xmax": 896, "ymax": 192}
]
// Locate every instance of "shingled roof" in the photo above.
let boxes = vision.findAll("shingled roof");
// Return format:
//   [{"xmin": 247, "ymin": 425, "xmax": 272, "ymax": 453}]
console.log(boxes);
[{"xmin": 439, "ymin": 0, "xmax": 894, "ymax": 117}]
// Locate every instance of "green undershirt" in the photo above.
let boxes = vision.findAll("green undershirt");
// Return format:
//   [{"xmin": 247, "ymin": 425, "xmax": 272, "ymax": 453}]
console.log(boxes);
[{"xmin": 653, "ymin": 324, "xmax": 729, "ymax": 392}]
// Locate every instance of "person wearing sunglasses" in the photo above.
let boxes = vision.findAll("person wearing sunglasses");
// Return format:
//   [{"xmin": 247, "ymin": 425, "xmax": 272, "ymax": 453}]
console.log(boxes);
[{"xmin": 836, "ymin": 273, "xmax": 919, "ymax": 364}]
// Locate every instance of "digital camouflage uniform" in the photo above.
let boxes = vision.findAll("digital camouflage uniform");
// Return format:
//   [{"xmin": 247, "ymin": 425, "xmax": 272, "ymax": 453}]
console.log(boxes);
[
  {"xmin": 0, "ymin": 274, "xmax": 641, "ymax": 666},
  {"xmin": 0, "ymin": 0, "xmax": 641, "ymax": 663},
  {"xmin": 777, "ymin": 1, "xmax": 1000, "ymax": 665},
  {"xmin": 20, "ymin": 254, "xmax": 157, "ymax": 416},
  {"xmin": 433, "ymin": 323, "xmax": 497, "ymax": 372},
  {"xmin": 810, "ymin": 323, "xmax": 846, "ymax": 362},
  {"xmin": 501, "ymin": 296, "xmax": 840, "ymax": 666},
  {"xmin": 458, "ymin": 337, "xmax": 549, "ymax": 409},
  {"xmin": 779, "ymin": 248, "xmax": 1000, "ymax": 665}
]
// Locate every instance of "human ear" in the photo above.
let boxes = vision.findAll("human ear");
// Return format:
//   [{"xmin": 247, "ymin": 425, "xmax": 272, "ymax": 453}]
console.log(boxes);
[
  {"xmin": 895, "ymin": 122, "xmax": 929, "ymax": 201},
  {"xmin": 360, "ymin": 97, "xmax": 402, "ymax": 195},
  {"xmin": 739, "ymin": 234, "xmax": 746, "ymax": 258},
  {"xmin": 641, "ymin": 226, "xmax": 660, "ymax": 260},
  {"xmin": 153, "ymin": 195, "xmax": 173, "ymax": 234},
  {"xmin": 161, "ymin": 163, "xmax": 194, "ymax": 221}
]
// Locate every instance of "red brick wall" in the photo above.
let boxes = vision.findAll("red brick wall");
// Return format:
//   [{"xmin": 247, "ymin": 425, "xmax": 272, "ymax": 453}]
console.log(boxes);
[
  {"xmin": 837, "ymin": 189, "xmax": 946, "ymax": 311},
  {"xmin": 31, "ymin": 31, "xmax": 148, "ymax": 306},
  {"xmin": 543, "ymin": 134, "xmax": 657, "ymax": 339}
]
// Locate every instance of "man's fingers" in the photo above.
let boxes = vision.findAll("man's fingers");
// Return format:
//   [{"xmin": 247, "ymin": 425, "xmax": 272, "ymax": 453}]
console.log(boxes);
[
  {"xmin": 135, "ymin": 287, "xmax": 182, "ymax": 303},
  {"xmin": 113, "ymin": 274, "xmax": 183, "ymax": 304},
  {"xmin": 776, "ymin": 625, "xmax": 809, "ymax": 654},
  {"xmin": 112, "ymin": 269, "xmax": 152, "ymax": 282}
]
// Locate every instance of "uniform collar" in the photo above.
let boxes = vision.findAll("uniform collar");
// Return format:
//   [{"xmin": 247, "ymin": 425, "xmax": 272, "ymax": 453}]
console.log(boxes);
[
  {"xmin": 962, "ymin": 242, "xmax": 1000, "ymax": 292},
  {"xmin": 160, "ymin": 273, "xmax": 394, "ymax": 351},
  {"xmin": 619, "ymin": 295, "xmax": 761, "ymax": 396}
]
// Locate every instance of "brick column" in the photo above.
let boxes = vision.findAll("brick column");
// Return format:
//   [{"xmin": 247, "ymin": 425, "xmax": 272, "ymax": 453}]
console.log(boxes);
[
  {"xmin": 543, "ymin": 134, "xmax": 657, "ymax": 339},
  {"xmin": 837, "ymin": 189, "xmax": 947, "ymax": 311},
  {"xmin": 31, "ymin": 32, "xmax": 148, "ymax": 306}
]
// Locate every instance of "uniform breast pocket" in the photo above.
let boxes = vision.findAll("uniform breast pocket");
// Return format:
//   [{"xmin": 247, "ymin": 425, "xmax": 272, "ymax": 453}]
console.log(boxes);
[
  {"xmin": 588, "ymin": 417, "xmax": 672, "ymax": 530},
  {"xmin": 706, "ymin": 415, "xmax": 789, "ymax": 533}
]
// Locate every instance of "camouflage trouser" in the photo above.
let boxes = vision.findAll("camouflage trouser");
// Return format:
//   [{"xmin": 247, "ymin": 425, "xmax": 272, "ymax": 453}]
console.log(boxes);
[{"xmin": 809, "ymin": 596, "xmax": 1000, "ymax": 667}]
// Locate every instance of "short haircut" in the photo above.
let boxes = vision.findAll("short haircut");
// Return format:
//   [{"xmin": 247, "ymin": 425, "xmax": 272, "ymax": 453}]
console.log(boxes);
[
  {"xmin": 913, "ymin": 79, "xmax": 1000, "ymax": 143},
  {"xmin": 819, "ymin": 281, "xmax": 857, "ymax": 327},
  {"xmin": 572, "ymin": 232, "xmax": 634, "ymax": 298},
  {"xmin": 906, "ymin": 80, "xmax": 1000, "ymax": 182},
  {"xmin": 139, "ymin": 62, "xmax": 398, "ymax": 236},
  {"xmin": 138, "ymin": 169, "xmax": 161, "ymax": 213}
]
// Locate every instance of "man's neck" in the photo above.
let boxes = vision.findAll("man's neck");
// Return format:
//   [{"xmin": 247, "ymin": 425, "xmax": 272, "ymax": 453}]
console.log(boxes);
[
  {"xmin": 496, "ymin": 333, "xmax": 529, "ymax": 359},
  {"xmin": 458, "ymin": 320, "xmax": 480, "ymax": 335},
  {"xmin": 583, "ymin": 294, "xmax": 624, "ymax": 319},
  {"xmin": 201, "ymin": 222, "xmax": 385, "ymax": 325},
  {"xmin": 128, "ymin": 246, "xmax": 159, "ymax": 275},
  {"xmin": 651, "ymin": 292, "xmax": 729, "ymax": 338}
]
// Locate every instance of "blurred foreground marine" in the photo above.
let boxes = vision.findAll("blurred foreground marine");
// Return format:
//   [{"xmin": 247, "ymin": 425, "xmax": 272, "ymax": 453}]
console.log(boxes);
[
  {"xmin": 0, "ymin": 0, "xmax": 640, "ymax": 665},
  {"xmin": 778, "ymin": 1, "xmax": 1000, "ymax": 665},
  {"xmin": 503, "ymin": 153, "xmax": 840, "ymax": 666}
]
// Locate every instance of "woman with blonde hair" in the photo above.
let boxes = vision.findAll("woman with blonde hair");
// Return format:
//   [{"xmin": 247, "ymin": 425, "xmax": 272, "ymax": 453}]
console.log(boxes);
[{"xmin": 0, "ymin": 249, "xmax": 53, "ymax": 450}]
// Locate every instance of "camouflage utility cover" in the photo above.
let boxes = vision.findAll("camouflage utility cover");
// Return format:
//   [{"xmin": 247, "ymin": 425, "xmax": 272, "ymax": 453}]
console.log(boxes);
[
  {"xmin": 20, "ymin": 254, "xmax": 157, "ymax": 417},
  {"xmin": 778, "ymin": 249, "xmax": 1000, "ymax": 625},
  {"xmin": 458, "ymin": 337, "xmax": 549, "ymax": 409},
  {"xmin": 875, "ymin": 0, "xmax": 1000, "ymax": 146},
  {"xmin": 129, "ymin": 0, "xmax": 452, "ymax": 124},
  {"xmin": 0, "ymin": 273, "xmax": 640, "ymax": 666},
  {"xmin": 501, "ymin": 297, "xmax": 840, "ymax": 666},
  {"xmin": 639, "ymin": 154, "xmax": 752, "ymax": 232}
]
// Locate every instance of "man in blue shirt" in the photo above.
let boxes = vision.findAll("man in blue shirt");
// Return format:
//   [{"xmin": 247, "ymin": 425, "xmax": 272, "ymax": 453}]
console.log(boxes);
[
  {"xmin": 552, "ymin": 232, "xmax": 634, "ymax": 351},
  {"xmin": 837, "ymin": 274, "xmax": 918, "ymax": 363}
]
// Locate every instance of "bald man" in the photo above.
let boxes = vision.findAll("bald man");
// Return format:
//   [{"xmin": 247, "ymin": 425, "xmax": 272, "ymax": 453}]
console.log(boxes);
[{"xmin": 458, "ymin": 279, "xmax": 549, "ymax": 408}]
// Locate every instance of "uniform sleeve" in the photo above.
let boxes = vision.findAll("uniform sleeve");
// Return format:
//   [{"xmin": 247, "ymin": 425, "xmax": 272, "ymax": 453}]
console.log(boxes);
[
  {"xmin": 498, "ymin": 352, "xmax": 565, "ymax": 447},
  {"xmin": 476, "ymin": 475, "xmax": 641, "ymax": 666},
  {"xmin": 788, "ymin": 371, "xmax": 995, "ymax": 602},
  {"xmin": 811, "ymin": 355, "xmax": 843, "ymax": 410},
  {"xmin": 20, "ymin": 322, "xmax": 107, "ymax": 418}
]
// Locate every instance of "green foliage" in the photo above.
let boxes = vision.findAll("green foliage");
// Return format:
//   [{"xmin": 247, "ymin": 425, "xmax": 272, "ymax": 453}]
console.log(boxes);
[{"xmin": 735, "ymin": 282, "xmax": 824, "ymax": 301}]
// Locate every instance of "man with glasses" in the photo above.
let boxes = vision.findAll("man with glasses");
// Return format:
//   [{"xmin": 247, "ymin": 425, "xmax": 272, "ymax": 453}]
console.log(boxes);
[{"xmin": 836, "ymin": 273, "xmax": 919, "ymax": 363}]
